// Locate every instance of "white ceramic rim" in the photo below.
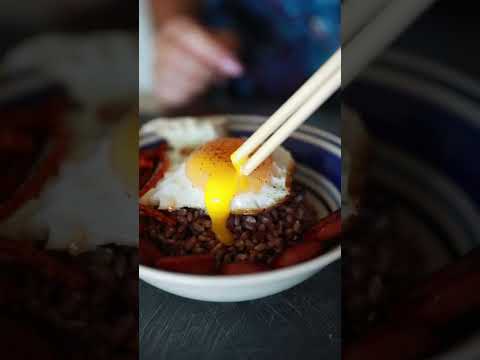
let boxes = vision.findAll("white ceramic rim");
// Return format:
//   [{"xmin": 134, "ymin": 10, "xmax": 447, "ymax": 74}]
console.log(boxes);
[
  {"xmin": 139, "ymin": 246, "xmax": 340, "ymax": 285},
  {"xmin": 372, "ymin": 140, "xmax": 480, "ymax": 251},
  {"xmin": 365, "ymin": 51, "xmax": 480, "ymax": 128},
  {"xmin": 362, "ymin": 50, "xmax": 480, "ymax": 246}
]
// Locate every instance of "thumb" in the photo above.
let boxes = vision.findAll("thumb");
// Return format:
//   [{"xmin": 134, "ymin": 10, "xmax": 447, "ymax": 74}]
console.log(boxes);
[{"xmin": 209, "ymin": 31, "xmax": 244, "ymax": 77}]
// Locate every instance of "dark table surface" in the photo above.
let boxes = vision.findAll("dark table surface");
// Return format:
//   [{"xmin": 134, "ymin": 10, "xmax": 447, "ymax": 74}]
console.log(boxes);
[{"xmin": 140, "ymin": 262, "xmax": 341, "ymax": 360}]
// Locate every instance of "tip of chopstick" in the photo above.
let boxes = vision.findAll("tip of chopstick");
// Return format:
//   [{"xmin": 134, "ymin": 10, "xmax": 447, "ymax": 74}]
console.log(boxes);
[{"xmin": 230, "ymin": 151, "xmax": 248, "ymax": 175}]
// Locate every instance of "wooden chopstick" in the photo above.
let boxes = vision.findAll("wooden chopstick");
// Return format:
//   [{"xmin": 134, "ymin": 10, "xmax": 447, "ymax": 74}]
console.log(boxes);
[
  {"xmin": 343, "ymin": 0, "xmax": 436, "ymax": 86},
  {"xmin": 343, "ymin": 0, "xmax": 393, "ymax": 44},
  {"xmin": 232, "ymin": 49, "xmax": 341, "ymax": 175},
  {"xmin": 234, "ymin": 0, "xmax": 436, "ymax": 176},
  {"xmin": 231, "ymin": 49, "xmax": 341, "ymax": 167},
  {"xmin": 242, "ymin": 68, "xmax": 340, "ymax": 176}
]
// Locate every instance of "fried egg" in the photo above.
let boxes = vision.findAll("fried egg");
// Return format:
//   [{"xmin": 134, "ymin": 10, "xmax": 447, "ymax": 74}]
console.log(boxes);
[
  {"xmin": 0, "ymin": 113, "xmax": 139, "ymax": 252},
  {"xmin": 144, "ymin": 137, "xmax": 294, "ymax": 245},
  {"xmin": 25, "ymin": 115, "xmax": 137, "ymax": 252},
  {"xmin": 140, "ymin": 117, "xmax": 227, "ymax": 168}
]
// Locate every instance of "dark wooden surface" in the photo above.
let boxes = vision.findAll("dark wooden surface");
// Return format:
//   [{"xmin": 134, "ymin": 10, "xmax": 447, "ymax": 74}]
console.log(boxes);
[{"xmin": 140, "ymin": 261, "xmax": 341, "ymax": 360}]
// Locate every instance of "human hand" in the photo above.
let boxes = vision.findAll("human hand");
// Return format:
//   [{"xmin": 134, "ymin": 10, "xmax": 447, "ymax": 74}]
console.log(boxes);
[{"xmin": 154, "ymin": 16, "xmax": 243, "ymax": 108}]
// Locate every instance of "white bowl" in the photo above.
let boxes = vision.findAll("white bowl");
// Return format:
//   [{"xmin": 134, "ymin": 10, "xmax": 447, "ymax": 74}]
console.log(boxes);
[
  {"xmin": 140, "ymin": 246, "xmax": 341, "ymax": 302},
  {"xmin": 139, "ymin": 115, "xmax": 341, "ymax": 302}
]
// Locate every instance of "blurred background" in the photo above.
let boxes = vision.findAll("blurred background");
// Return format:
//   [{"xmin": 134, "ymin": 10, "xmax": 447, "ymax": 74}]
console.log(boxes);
[
  {"xmin": 139, "ymin": 0, "xmax": 340, "ymax": 132},
  {"xmin": 0, "ymin": 1, "xmax": 138, "ymax": 359},
  {"xmin": 342, "ymin": 1, "xmax": 480, "ymax": 359}
]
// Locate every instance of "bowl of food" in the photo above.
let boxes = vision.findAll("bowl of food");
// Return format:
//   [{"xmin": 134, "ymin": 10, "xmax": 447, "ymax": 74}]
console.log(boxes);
[
  {"xmin": 342, "ymin": 50, "xmax": 480, "ymax": 359},
  {"xmin": 0, "ymin": 91, "xmax": 68, "ymax": 227},
  {"xmin": 0, "ymin": 89, "xmax": 139, "ymax": 358},
  {"xmin": 138, "ymin": 115, "xmax": 341, "ymax": 302}
]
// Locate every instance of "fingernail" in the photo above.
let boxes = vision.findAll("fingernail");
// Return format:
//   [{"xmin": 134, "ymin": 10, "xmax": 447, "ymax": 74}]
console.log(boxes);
[{"xmin": 221, "ymin": 58, "xmax": 243, "ymax": 76}]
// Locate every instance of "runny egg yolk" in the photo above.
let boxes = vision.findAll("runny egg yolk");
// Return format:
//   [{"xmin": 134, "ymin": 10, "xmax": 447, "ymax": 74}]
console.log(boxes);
[{"xmin": 186, "ymin": 138, "xmax": 272, "ymax": 245}]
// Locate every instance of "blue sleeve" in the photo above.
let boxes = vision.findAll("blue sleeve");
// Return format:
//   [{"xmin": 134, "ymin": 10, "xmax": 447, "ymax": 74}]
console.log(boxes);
[{"xmin": 201, "ymin": 0, "xmax": 240, "ymax": 30}]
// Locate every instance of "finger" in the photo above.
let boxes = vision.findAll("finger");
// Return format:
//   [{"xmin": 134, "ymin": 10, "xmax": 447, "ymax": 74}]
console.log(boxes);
[
  {"xmin": 156, "ymin": 40, "xmax": 216, "ymax": 88},
  {"xmin": 155, "ymin": 55, "xmax": 212, "ymax": 99},
  {"xmin": 154, "ymin": 71, "xmax": 205, "ymax": 108},
  {"xmin": 153, "ymin": 78, "xmax": 191, "ymax": 107},
  {"xmin": 162, "ymin": 18, "xmax": 243, "ymax": 77}
]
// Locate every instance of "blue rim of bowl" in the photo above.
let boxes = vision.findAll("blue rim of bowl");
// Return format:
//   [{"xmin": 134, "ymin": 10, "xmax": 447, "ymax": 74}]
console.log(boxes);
[
  {"xmin": 230, "ymin": 115, "xmax": 479, "ymax": 254},
  {"xmin": 373, "ymin": 50, "xmax": 480, "ymax": 358},
  {"xmin": 139, "ymin": 116, "xmax": 342, "ymax": 282},
  {"xmin": 348, "ymin": 50, "xmax": 480, "ymax": 249},
  {"xmin": 352, "ymin": 50, "xmax": 480, "ymax": 206},
  {"xmin": 226, "ymin": 115, "xmax": 341, "ymax": 211}
]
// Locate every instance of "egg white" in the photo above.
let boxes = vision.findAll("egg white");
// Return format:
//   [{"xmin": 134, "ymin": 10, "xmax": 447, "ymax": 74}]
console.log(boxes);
[
  {"xmin": 32, "ymin": 130, "xmax": 138, "ymax": 251},
  {"xmin": 144, "ymin": 146, "xmax": 294, "ymax": 214},
  {"xmin": 0, "ymin": 117, "xmax": 138, "ymax": 252},
  {"xmin": 141, "ymin": 117, "xmax": 227, "ymax": 170}
]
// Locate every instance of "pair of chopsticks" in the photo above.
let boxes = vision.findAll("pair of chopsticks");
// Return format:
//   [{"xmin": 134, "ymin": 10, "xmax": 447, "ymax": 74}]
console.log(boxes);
[
  {"xmin": 232, "ymin": 0, "xmax": 436, "ymax": 176},
  {"xmin": 231, "ymin": 49, "xmax": 341, "ymax": 176}
]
